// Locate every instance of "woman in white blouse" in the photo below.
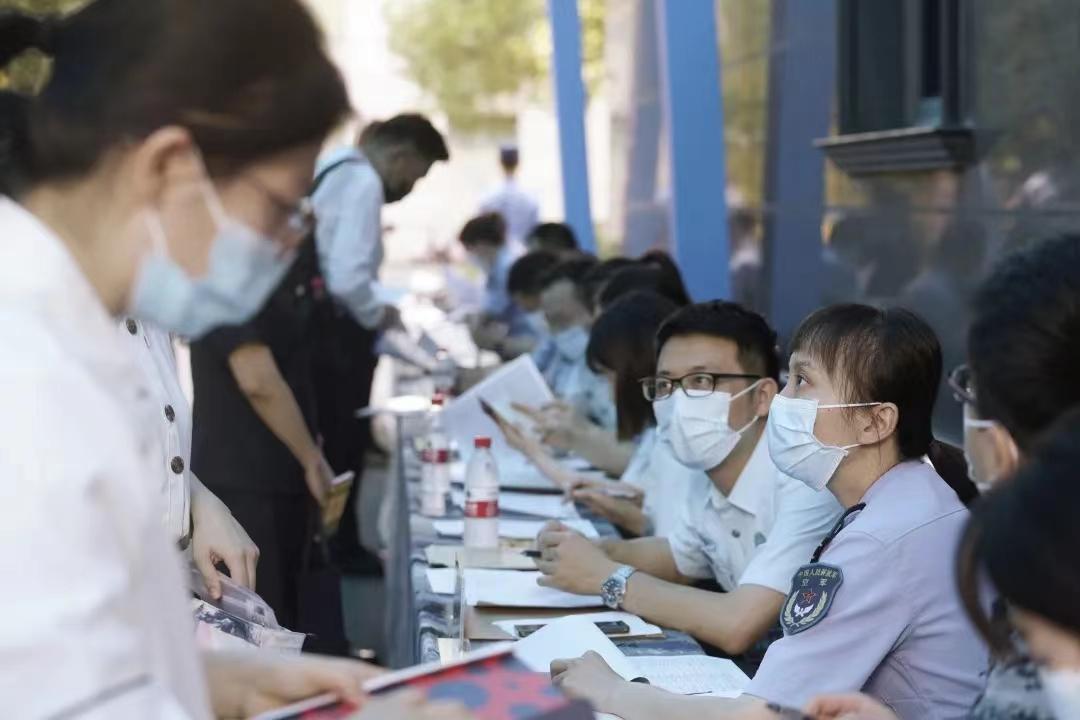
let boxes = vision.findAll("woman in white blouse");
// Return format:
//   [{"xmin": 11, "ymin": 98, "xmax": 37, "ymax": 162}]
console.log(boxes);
[
  {"xmin": 121, "ymin": 318, "xmax": 260, "ymax": 597},
  {"xmin": 0, "ymin": 2, "xmax": 474, "ymax": 718}
]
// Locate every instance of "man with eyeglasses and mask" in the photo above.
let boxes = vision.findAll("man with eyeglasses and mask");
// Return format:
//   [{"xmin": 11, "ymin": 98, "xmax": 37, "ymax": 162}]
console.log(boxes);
[{"xmin": 535, "ymin": 301, "xmax": 841, "ymax": 663}]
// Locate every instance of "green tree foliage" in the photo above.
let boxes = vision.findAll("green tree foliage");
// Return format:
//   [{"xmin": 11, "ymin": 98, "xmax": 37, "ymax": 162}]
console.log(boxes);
[
  {"xmin": 0, "ymin": 0, "xmax": 86, "ymax": 92},
  {"xmin": 386, "ymin": 0, "xmax": 604, "ymax": 132}
]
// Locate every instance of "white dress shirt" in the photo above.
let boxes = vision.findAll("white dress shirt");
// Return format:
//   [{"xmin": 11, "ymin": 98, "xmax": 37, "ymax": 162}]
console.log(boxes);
[
  {"xmin": 668, "ymin": 431, "xmax": 842, "ymax": 593},
  {"xmin": 312, "ymin": 146, "xmax": 386, "ymax": 330},
  {"xmin": 119, "ymin": 319, "xmax": 192, "ymax": 545},
  {"xmin": 747, "ymin": 461, "xmax": 988, "ymax": 718},
  {"xmin": 620, "ymin": 427, "xmax": 696, "ymax": 537},
  {"xmin": 479, "ymin": 177, "xmax": 540, "ymax": 243},
  {"xmin": 0, "ymin": 199, "xmax": 210, "ymax": 718}
]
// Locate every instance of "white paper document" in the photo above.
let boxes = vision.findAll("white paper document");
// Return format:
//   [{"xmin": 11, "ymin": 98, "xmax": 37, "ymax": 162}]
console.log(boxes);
[
  {"xmin": 513, "ymin": 616, "xmax": 637, "ymax": 676},
  {"xmin": 450, "ymin": 489, "xmax": 581, "ymax": 520},
  {"xmin": 511, "ymin": 618, "xmax": 748, "ymax": 697},
  {"xmin": 626, "ymin": 655, "xmax": 750, "ymax": 697},
  {"xmin": 439, "ymin": 355, "xmax": 553, "ymax": 458},
  {"xmin": 493, "ymin": 611, "xmax": 662, "ymax": 639},
  {"xmin": 464, "ymin": 570, "xmax": 604, "ymax": 608},
  {"xmin": 425, "ymin": 567, "xmax": 459, "ymax": 595},
  {"xmin": 432, "ymin": 518, "xmax": 598, "ymax": 540}
]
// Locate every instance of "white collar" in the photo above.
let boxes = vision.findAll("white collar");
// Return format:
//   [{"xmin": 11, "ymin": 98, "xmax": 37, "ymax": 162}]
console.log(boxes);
[{"xmin": 709, "ymin": 428, "xmax": 773, "ymax": 517}]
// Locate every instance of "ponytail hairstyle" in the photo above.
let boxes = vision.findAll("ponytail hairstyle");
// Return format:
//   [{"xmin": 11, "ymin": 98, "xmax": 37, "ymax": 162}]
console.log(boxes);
[
  {"xmin": 790, "ymin": 304, "xmax": 978, "ymax": 505},
  {"xmin": 586, "ymin": 291, "xmax": 679, "ymax": 440},
  {"xmin": 957, "ymin": 407, "xmax": 1080, "ymax": 657},
  {"xmin": 0, "ymin": 0, "xmax": 350, "ymax": 196}
]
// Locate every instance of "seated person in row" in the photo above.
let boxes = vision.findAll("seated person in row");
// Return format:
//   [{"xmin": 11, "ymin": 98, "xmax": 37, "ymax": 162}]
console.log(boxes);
[
  {"xmin": 507, "ymin": 250, "xmax": 561, "ymax": 365},
  {"xmin": 500, "ymin": 291, "xmax": 695, "ymax": 537},
  {"xmin": 457, "ymin": 212, "xmax": 530, "ymax": 354},
  {"xmin": 549, "ymin": 305, "xmax": 988, "ymax": 720},
  {"xmin": 535, "ymin": 301, "xmax": 841, "ymax": 663},
  {"xmin": 525, "ymin": 221, "xmax": 580, "ymax": 259}
]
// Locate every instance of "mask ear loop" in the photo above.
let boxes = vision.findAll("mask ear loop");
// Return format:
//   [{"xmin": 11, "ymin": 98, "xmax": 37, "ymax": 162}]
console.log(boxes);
[
  {"xmin": 731, "ymin": 378, "xmax": 765, "ymax": 434},
  {"xmin": 143, "ymin": 209, "xmax": 170, "ymax": 255},
  {"xmin": 189, "ymin": 148, "xmax": 230, "ymax": 230}
]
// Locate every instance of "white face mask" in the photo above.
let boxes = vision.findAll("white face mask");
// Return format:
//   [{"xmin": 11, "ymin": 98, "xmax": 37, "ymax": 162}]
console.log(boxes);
[
  {"xmin": 662, "ymin": 381, "xmax": 762, "ymax": 471},
  {"xmin": 129, "ymin": 177, "xmax": 293, "ymax": 339},
  {"xmin": 552, "ymin": 325, "xmax": 589, "ymax": 361},
  {"xmin": 766, "ymin": 394, "xmax": 881, "ymax": 491},
  {"xmin": 652, "ymin": 394, "xmax": 675, "ymax": 434},
  {"xmin": 1039, "ymin": 667, "xmax": 1080, "ymax": 719}
]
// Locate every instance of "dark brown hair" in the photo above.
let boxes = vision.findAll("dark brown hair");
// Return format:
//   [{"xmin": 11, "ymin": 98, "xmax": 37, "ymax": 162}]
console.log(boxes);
[
  {"xmin": 791, "ymin": 304, "xmax": 978, "ymax": 505},
  {"xmin": 656, "ymin": 300, "xmax": 780, "ymax": 381},
  {"xmin": 0, "ymin": 0, "xmax": 350, "ymax": 194},
  {"xmin": 360, "ymin": 114, "xmax": 449, "ymax": 162},
  {"xmin": 458, "ymin": 212, "xmax": 506, "ymax": 249},
  {"xmin": 586, "ymin": 291, "xmax": 679, "ymax": 440}
]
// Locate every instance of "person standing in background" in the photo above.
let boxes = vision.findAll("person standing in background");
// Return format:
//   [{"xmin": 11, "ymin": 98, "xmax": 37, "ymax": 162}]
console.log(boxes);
[
  {"xmin": 311, "ymin": 115, "xmax": 448, "ymax": 573},
  {"xmin": 191, "ymin": 237, "xmax": 345, "ymax": 648},
  {"xmin": 459, "ymin": 212, "xmax": 533, "ymax": 356},
  {"xmin": 480, "ymin": 144, "xmax": 539, "ymax": 247}
]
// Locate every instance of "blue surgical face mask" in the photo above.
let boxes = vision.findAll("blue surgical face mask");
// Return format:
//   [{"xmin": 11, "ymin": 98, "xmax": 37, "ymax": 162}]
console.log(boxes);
[
  {"xmin": 552, "ymin": 325, "xmax": 589, "ymax": 361},
  {"xmin": 129, "ymin": 176, "xmax": 294, "ymax": 339}
]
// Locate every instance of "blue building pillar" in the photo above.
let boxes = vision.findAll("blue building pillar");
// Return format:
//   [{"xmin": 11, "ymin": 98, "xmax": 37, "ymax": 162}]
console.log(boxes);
[
  {"xmin": 762, "ymin": 0, "xmax": 836, "ymax": 343},
  {"xmin": 547, "ymin": 0, "xmax": 596, "ymax": 253},
  {"xmin": 655, "ymin": 0, "xmax": 729, "ymax": 301}
]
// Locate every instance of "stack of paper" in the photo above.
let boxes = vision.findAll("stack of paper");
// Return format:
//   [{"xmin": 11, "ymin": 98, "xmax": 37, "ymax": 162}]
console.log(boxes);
[
  {"xmin": 450, "ymin": 489, "xmax": 581, "ymax": 520},
  {"xmin": 464, "ymin": 570, "xmax": 604, "ymax": 609},
  {"xmin": 513, "ymin": 616, "xmax": 750, "ymax": 697},
  {"xmin": 432, "ymin": 518, "xmax": 598, "ymax": 540}
]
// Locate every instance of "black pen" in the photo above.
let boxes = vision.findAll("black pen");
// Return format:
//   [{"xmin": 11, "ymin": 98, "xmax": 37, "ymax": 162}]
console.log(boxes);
[{"xmin": 521, "ymin": 549, "xmax": 541, "ymax": 558}]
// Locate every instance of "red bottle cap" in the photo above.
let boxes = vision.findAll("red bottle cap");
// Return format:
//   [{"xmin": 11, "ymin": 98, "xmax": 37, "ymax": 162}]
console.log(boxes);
[
  {"xmin": 474, "ymin": 437, "xmax": 492, "ymax": 449},
  {"xmin": 431, "ymin": 392, "xmax": 445, "ymax": 406}
]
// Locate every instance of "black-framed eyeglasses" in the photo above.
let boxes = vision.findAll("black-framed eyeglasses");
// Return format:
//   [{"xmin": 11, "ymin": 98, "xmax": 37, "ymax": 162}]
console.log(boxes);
[
  {"xmin": 947, "ymin": 364, "xmax": 977, "ymax": 406},
  {"xmin": 242, "ymin": 176, "xmax": 317, "ymax": 243},
  {"xmin": 639, "ymin": 372, "xmax": 761, "ymax": 401}
]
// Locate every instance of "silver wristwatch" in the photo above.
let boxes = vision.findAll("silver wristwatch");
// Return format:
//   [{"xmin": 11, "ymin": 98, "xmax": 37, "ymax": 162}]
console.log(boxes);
[{"xmin": 600, "ymin": 565, "xmax": 637, "ymax": 609}]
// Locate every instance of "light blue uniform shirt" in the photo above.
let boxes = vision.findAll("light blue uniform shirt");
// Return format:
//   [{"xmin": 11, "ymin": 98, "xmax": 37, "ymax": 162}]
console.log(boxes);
[
  {"xmin": 747, "ymin": 460, "xmax": 989, "ymax": 718},
  {"xmin": 312, "ymin": 147, "xmax": 386, "ymax": 330}
]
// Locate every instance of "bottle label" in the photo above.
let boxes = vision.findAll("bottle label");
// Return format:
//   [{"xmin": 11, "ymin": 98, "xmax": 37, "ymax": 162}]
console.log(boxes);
[
  {"xmin": 465, "ymin": 500, "xmax": 499, "ymax": 518},
  {"xmin": 421, "ymin": 448, "xmax": 449, "ymax": 463}
]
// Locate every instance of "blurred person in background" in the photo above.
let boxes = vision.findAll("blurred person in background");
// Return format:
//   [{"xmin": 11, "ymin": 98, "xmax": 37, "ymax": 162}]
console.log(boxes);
[
  {"xmin": 525, "ymin": 221, "xmax": 580, "ymax": 258},
  {"xmin": 479, "ymin": 143, "xmax": 539, "ymax": 246},
  {"xmin": 499, "ymin": 291, "xmax": 687, "ymax": 536},
  {"xmin": 582, "ymin": 256, "xmax": 637, "ymax": 312},
  {"xmin": 596, "ymin": 253, "xmax": 693, "ymax": 312},
  {"xmin": 506, "ymin": 249, "xmax": 561, "ymax": 365},
  {"xmin": 513, "ymin": 258, "xmax": 634, "ymax": 476},
  {"xmin": 312, "ymin": 114, "xmax": 448, "ymax": 574},
  {"xmin": 458, "ymin": 211, "xmax": 533, "ymax": 357},
  {"xmin": 0, "ymin": 0, "xmax": 403, "ymax": 713}
]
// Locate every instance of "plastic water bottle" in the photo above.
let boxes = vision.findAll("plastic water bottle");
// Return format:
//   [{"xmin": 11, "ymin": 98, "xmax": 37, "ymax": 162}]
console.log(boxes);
[
  {"xmin": 420, "ymin": 393, "xmax": 450, "ymax": 517},
  {"xmin": 464, "ymin": 437, "xmax": 500, "ymax": 549},
  {"xmin": 433, "ymin": 349, "xmax": 456, "ymax": 394}
]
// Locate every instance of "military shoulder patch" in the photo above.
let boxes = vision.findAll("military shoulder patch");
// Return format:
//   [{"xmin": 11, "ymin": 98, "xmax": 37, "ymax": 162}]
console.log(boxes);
[{"xmin": 781, "ymin": 563, "xmax": 844, "ymax": 635}]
